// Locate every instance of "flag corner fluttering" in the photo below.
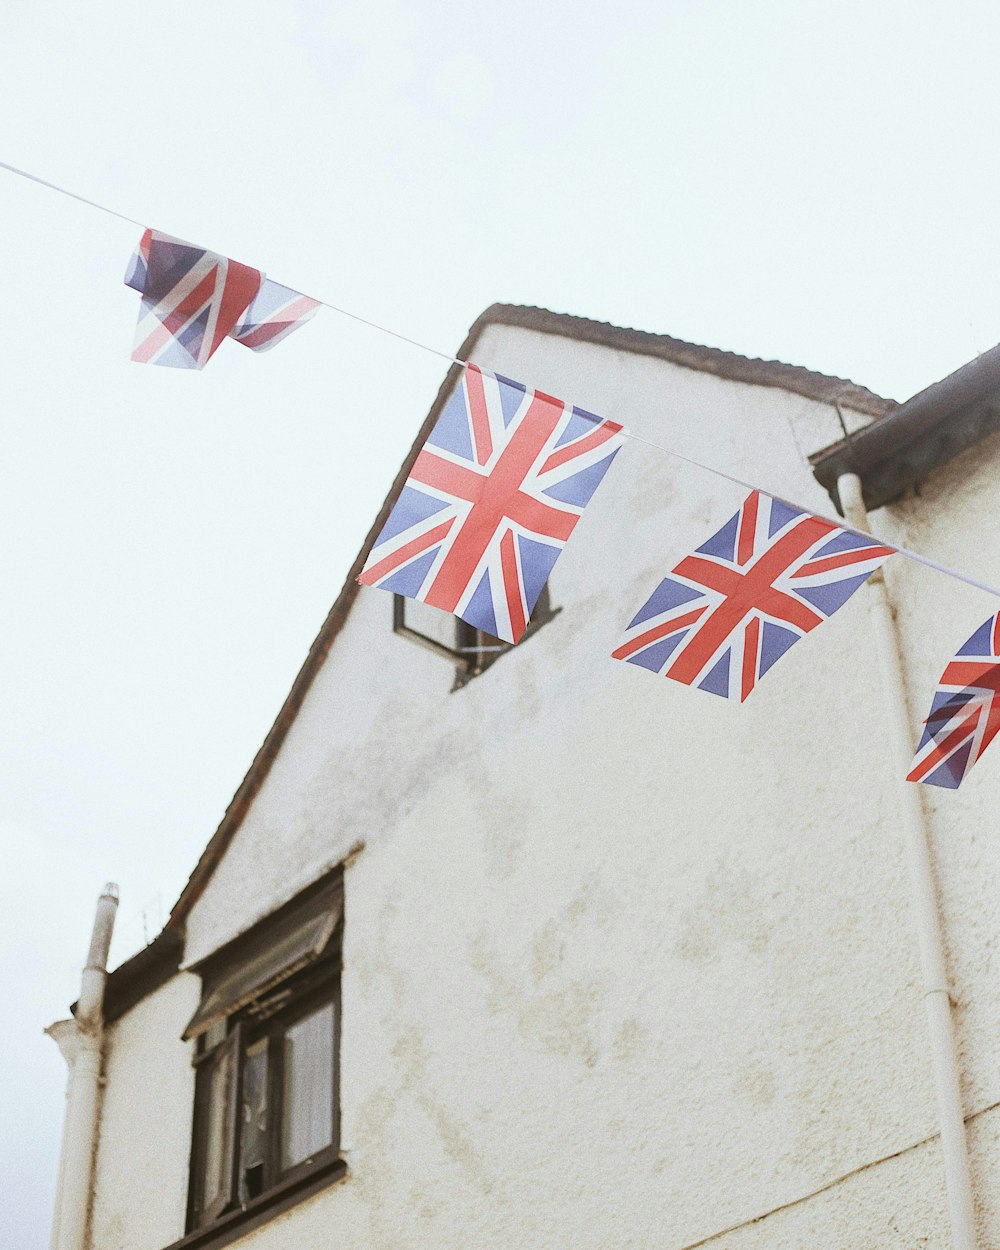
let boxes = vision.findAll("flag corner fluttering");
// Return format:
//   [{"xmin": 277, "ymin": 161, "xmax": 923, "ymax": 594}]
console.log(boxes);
[
  {"xmin": 907, "ymin": 610, "xmax": 1000, "ymax": 789},
  {"xmin": 358, "ymin": 363, "xmax": 624, "ymax": 644},
  {"xmin": 124, "ymin": 229, "xmax": 318, "ymax": 370},
  {"xmin": 612, "ymin": 488, "xmax": 894, "ymax": 703}
]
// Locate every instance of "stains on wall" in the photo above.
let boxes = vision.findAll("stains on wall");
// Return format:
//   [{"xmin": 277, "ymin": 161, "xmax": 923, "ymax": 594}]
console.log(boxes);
[
  {"xmin": 462, "ymin": 874, "xmax": 633, "ymax": 1077},
  {"xmin": 672, "ymin": 853, "xmax": 773, "ymax": 966},
  {"xmin": 167, "ymin": 323, "xmax": 1000, "ymax": 1248}
]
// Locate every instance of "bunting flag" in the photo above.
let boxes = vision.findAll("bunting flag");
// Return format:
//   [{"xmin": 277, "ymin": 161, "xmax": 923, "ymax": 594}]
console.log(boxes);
[
  {"xmin": 907, "ymin": 612, "xmax": 1000, "ymax": 788},
  {"xmin": 358, "ymin": 364, "xmax": 624, "ymax": 643},
  {"xmin": 125, "ymin": 230, "xmax": 262, "ymax": 369},
  {"xmin": 229, "ymin": 279, "xmax": 321, "ymax": 352},
  {"xmin": 612, "ymin": 490, "xmax": 893, "ymax": 701},
  {"xmin": 124, "ymin": 230, "xmax": 317, "ymax": 368}
]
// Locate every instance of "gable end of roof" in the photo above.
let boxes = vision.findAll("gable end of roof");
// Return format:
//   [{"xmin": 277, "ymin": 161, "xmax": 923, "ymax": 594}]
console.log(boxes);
[{"xmin": 164, "ymin": 303, "xmax": 893, "ymax": 934}]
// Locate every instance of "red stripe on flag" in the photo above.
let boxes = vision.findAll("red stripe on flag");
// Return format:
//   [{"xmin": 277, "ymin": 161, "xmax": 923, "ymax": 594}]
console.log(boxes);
[
  {"xmin": 907, "ymin": 704, "xmax": 982, "ymax": 783},
  {"xmin": 423, "ymin": 393, "xmax": 569, "ymax": 613},
  {"xmin": 736, "ymin": 492, "xmax": 760, "ymax": 566},
  {"xmin": 672, "ymin": 555, "xmax": 823, "ymax": 636},
  {"xmin": 358, "ymin": 518, "xmax": 455, "ymax": 586},
  {"xmin": 233, "ymin": 296, "xmax": 318, "ymax": 348},
  {"xmin": 232, "ymin": 323, "xmax": 282, "ymax": 350},
  {"xmin": 132, "ymin": 269, "xmax": 221, "ymax": 364},
  {"xmin": 741, "ymin": 615, "xmax": 760, "ymax": 702},
  {"xmin": 132, "ymin": 316, "xmax": 185, "ymax": 364},
  {"xmin": 507, "ymin": 495, "xmax": 577, "ymax": 541},
  {"xmin": 610, "ymin": 608, "xmax": 707, "ymax": 661},
  {"xmin": 464, "ymin": 365, "xmax": 494, "ymax": 467},
  {"xmin": 540, "ymin": 420, "xmax": 621, "ymax": 474},
  {"xmin": 667, "ymin": 517, "xmax": 830, "ymax": 686},
  {"xmin": 209, "ymin": 261, "xmax": 261, "ymax": 357},
  {"xmin": 792, "ymin": 545, "xmax": 892, "ymax": 579},
  {"xmin": 410, "ymin": 449, "xmax": 485, "ymax": 503},
  {"xmin": 500, "ymin": 530, "xmax": 527, "ymax": 642},
  {"xmin": 938, "ymin": 659, "xmax": 1000, "ymax": 693}
]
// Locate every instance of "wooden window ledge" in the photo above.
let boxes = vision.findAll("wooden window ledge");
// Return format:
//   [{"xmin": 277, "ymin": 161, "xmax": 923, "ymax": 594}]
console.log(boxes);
[{"xmin": 160, "ymin": 1158, "xmax": 348, "ymax": 1250}]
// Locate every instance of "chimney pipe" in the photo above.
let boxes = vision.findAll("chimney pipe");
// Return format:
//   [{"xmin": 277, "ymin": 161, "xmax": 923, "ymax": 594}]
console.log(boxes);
[{"xmin": 48, "ymin": 883, "xmax": 119, "ymax": 1250}]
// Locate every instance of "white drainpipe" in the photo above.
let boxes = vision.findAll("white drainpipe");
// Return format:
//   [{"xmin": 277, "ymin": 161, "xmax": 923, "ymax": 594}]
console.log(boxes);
[
  {"xmin": 837, "ymin": 473, "xmax": 977, "ymax": 1249},
  {"xmin": 47, "ymin": 884, "xmax": 119, "ymax": 1250}
]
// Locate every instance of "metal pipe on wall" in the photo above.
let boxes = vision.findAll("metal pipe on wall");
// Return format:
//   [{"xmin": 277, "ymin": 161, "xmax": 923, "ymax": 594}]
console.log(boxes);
[
  {"xmin": 837, "ymin": 472, "xmax": 977, "ymax": 1250},
  {"xmin": 47, "ymin": 884, "xmax": 119, "ymax": 1250}
]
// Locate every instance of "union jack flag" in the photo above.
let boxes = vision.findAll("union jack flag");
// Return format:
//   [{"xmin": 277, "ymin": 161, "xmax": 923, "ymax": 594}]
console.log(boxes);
[
  {"xmin": 612, "ymin": 490, "xmax": 894, "ymax": 701},
  {"xmin": 358, "ymin": 364, "xmax": 624, "ymax": 643},
  {"xmin": 124, "ymin": 230, "xmax": 318, "ymax": 368},
  {"xmin": 907, "ymin": 611, "xmax": 1000, "ymax": 788},
  {"xmin": 230, "ymin": 279, "xmax": 321, "ymax": 352}
]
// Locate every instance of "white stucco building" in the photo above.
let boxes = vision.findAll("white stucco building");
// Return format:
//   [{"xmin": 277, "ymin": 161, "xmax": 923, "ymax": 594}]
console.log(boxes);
[{"xmin": 49, "ymin": 306, "xmax": 1000, "ymax": 1250}]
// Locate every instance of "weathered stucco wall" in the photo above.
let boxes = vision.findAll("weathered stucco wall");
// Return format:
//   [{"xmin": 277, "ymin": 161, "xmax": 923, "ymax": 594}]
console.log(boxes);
[
  {"xmin": 90, "ymin": 973, "xmax": 199, "ymax": 1250},
  {"xmin": 90, "ymin": 325, "xmax": 1000, "ymax": 1248},
  {"xmin": 871, "ymin": 428, "xmax": 1000, "ymax": 1130}
]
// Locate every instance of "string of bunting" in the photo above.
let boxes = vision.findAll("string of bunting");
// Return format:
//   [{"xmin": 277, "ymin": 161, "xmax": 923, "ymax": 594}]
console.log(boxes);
[{"xmin": 1, "ymin": 159, "xmax": 997, "ymax": 791}]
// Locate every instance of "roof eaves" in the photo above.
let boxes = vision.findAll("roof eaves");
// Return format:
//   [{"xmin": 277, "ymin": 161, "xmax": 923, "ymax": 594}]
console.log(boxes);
[
  {"xmin": 811, "ymin": 341, "xmax": 1000, "ymax": 512},
  {"xmin": 93, "ymin": 927, "xmax": 184, "ymax": 1026}
]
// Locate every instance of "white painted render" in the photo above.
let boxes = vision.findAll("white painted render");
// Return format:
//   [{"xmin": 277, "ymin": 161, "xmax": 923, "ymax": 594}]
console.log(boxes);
[
  {"xmin": 84, "ymin": 324, "xmax": 1000, "ymax": 1249},
  {"xmin": 87, "ymin": 974, "xmax": 199, "ymax": 1250}
]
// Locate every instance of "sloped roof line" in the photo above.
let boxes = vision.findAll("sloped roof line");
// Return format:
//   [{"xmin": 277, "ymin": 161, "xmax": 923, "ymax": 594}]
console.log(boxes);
[
  {"xmin": 166, "ymin": 304, "xmax": 893, "ymax": 931},
  {"xmin": 165, "ymin": 355, "xmax": 465, "ymax": 931},
  {"xmin": 473, "ymin": 305, "xmax": 895, "ymax": 417}
]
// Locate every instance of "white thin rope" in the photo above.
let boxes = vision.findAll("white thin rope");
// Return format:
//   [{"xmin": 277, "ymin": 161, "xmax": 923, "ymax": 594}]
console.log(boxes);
[
  {"xmin": 0, "ymin": 159, "xmax": 146, "ymax": 228},
  {"xmin": 0, "ymin": 161, "xmax": 462, "ymax": 365},
  {"xmin": 620, "ymin": 427, "xmax": 1000, "ymax": 599},
  {"xmin": 1, "ymin": 156, "xmax": 998, "ymax": 600},
  {"xmin": 316, "ymin": 299, "xmax": 463, "ymax": 366}
]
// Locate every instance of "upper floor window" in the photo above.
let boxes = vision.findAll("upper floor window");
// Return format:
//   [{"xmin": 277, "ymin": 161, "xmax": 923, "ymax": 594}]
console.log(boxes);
[
  {"xmin": 393, "ymin": 586, "xmax": 559, "ymax": 688},
  {"xmin": 176, "ymin": 870, "xmax": 344, "ymax": 1248}
]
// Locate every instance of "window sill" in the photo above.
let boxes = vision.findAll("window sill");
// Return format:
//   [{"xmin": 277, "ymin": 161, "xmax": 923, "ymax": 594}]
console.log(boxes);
[{"xmin": 161, "ymin": 1158, "xmax": 348, "ymax": 1250}]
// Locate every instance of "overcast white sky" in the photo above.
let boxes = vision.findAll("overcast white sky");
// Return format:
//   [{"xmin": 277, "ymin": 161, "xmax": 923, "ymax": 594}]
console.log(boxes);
[{"xmin": 4, "ymin": 1, "xmax": 1000, "ymax": 1245}]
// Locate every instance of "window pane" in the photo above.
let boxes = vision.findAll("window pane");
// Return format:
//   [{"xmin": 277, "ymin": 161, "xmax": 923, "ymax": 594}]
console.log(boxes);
[
  {"xmin": 400, "ymin": 597, "xmax": 463, "ymax": 653},
  {"xmin": 200, "ymin": 1043, "xmax": 235, "ymax": 1216},
  {"xmin": 281, "ymin": 1002, "xmax": 334, "ymax": 1169},
  {"xmin": 202, "ymin": 1018, "xmax": 227, "ymax": 1051},
  {"xmin": 184, "ymin": 882, "xmax": 342, "ymax": 1042},
  {"xmin": 238, "ymin": 1040, "xmax": 269, "ymax": 1203}
]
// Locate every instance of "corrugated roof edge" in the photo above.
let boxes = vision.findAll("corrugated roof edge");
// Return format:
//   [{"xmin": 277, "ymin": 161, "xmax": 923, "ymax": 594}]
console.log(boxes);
[
  {"xmin": 474, "ymin": 305, "xmax": 895, "ymax": 417},
  {"xmin": 158, "ymin": 304, "xmax": 893, "ymax": 942}
]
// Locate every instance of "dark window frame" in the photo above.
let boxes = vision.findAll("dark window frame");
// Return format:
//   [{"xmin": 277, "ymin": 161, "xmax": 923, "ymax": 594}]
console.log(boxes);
[
  {"xmin": 188, "ymin": 1024, "xmax": 242, "ymax": 1228},
  {"xmin": 172, "ymin": 872, "xmax": 345, "ymax": 1250},
  {"xmin": 161, "ymin": 1159, "xmax": 347, "ymax": 1250},
  {"xmin": 393, "ymin": 585, "xmax": 560, "ymax": 689}
]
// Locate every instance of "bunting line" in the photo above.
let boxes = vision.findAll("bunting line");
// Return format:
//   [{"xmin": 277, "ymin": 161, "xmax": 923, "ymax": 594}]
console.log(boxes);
[
  {"xmin": 0, "ymin": 159, "xmax": 146, "ymax": 228},
  {"xmin": 2, "ymin": 156, "xmax": 999, "ymax": 601},
  {"xmin": 317, "ymin": 300, "xmax": 463, "ymax": 366},
  {"xmin": 616, "ymin": 428, "xmax": 1000, "ymax": 600},
  {"xmin": 0, "ymin": 159, "xmax": 463, "ymax": 366}
]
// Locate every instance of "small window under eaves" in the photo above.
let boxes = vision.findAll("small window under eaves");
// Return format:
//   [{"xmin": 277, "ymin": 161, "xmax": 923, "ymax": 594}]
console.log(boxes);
[
  {"xmin": 183, "ymin": 877, "xmax": 343, "ymax": 1042},
  {"xmin": 393, "ymin": 584, "xmax": 559, "ymax": 689}
]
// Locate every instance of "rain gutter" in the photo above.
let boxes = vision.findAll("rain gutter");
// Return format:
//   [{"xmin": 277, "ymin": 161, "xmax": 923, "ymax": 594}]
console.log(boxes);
[
  {"xmin": 815, "ymin": 345, "xmax": 1000, "ymax": 513},
  {"xmin": 837, "ymin": 473, "xmax": 976, "ymax": 1250},
  {"xmin": 47, "ymin": 884, "xmax": 119, "ymax": 1250}
]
